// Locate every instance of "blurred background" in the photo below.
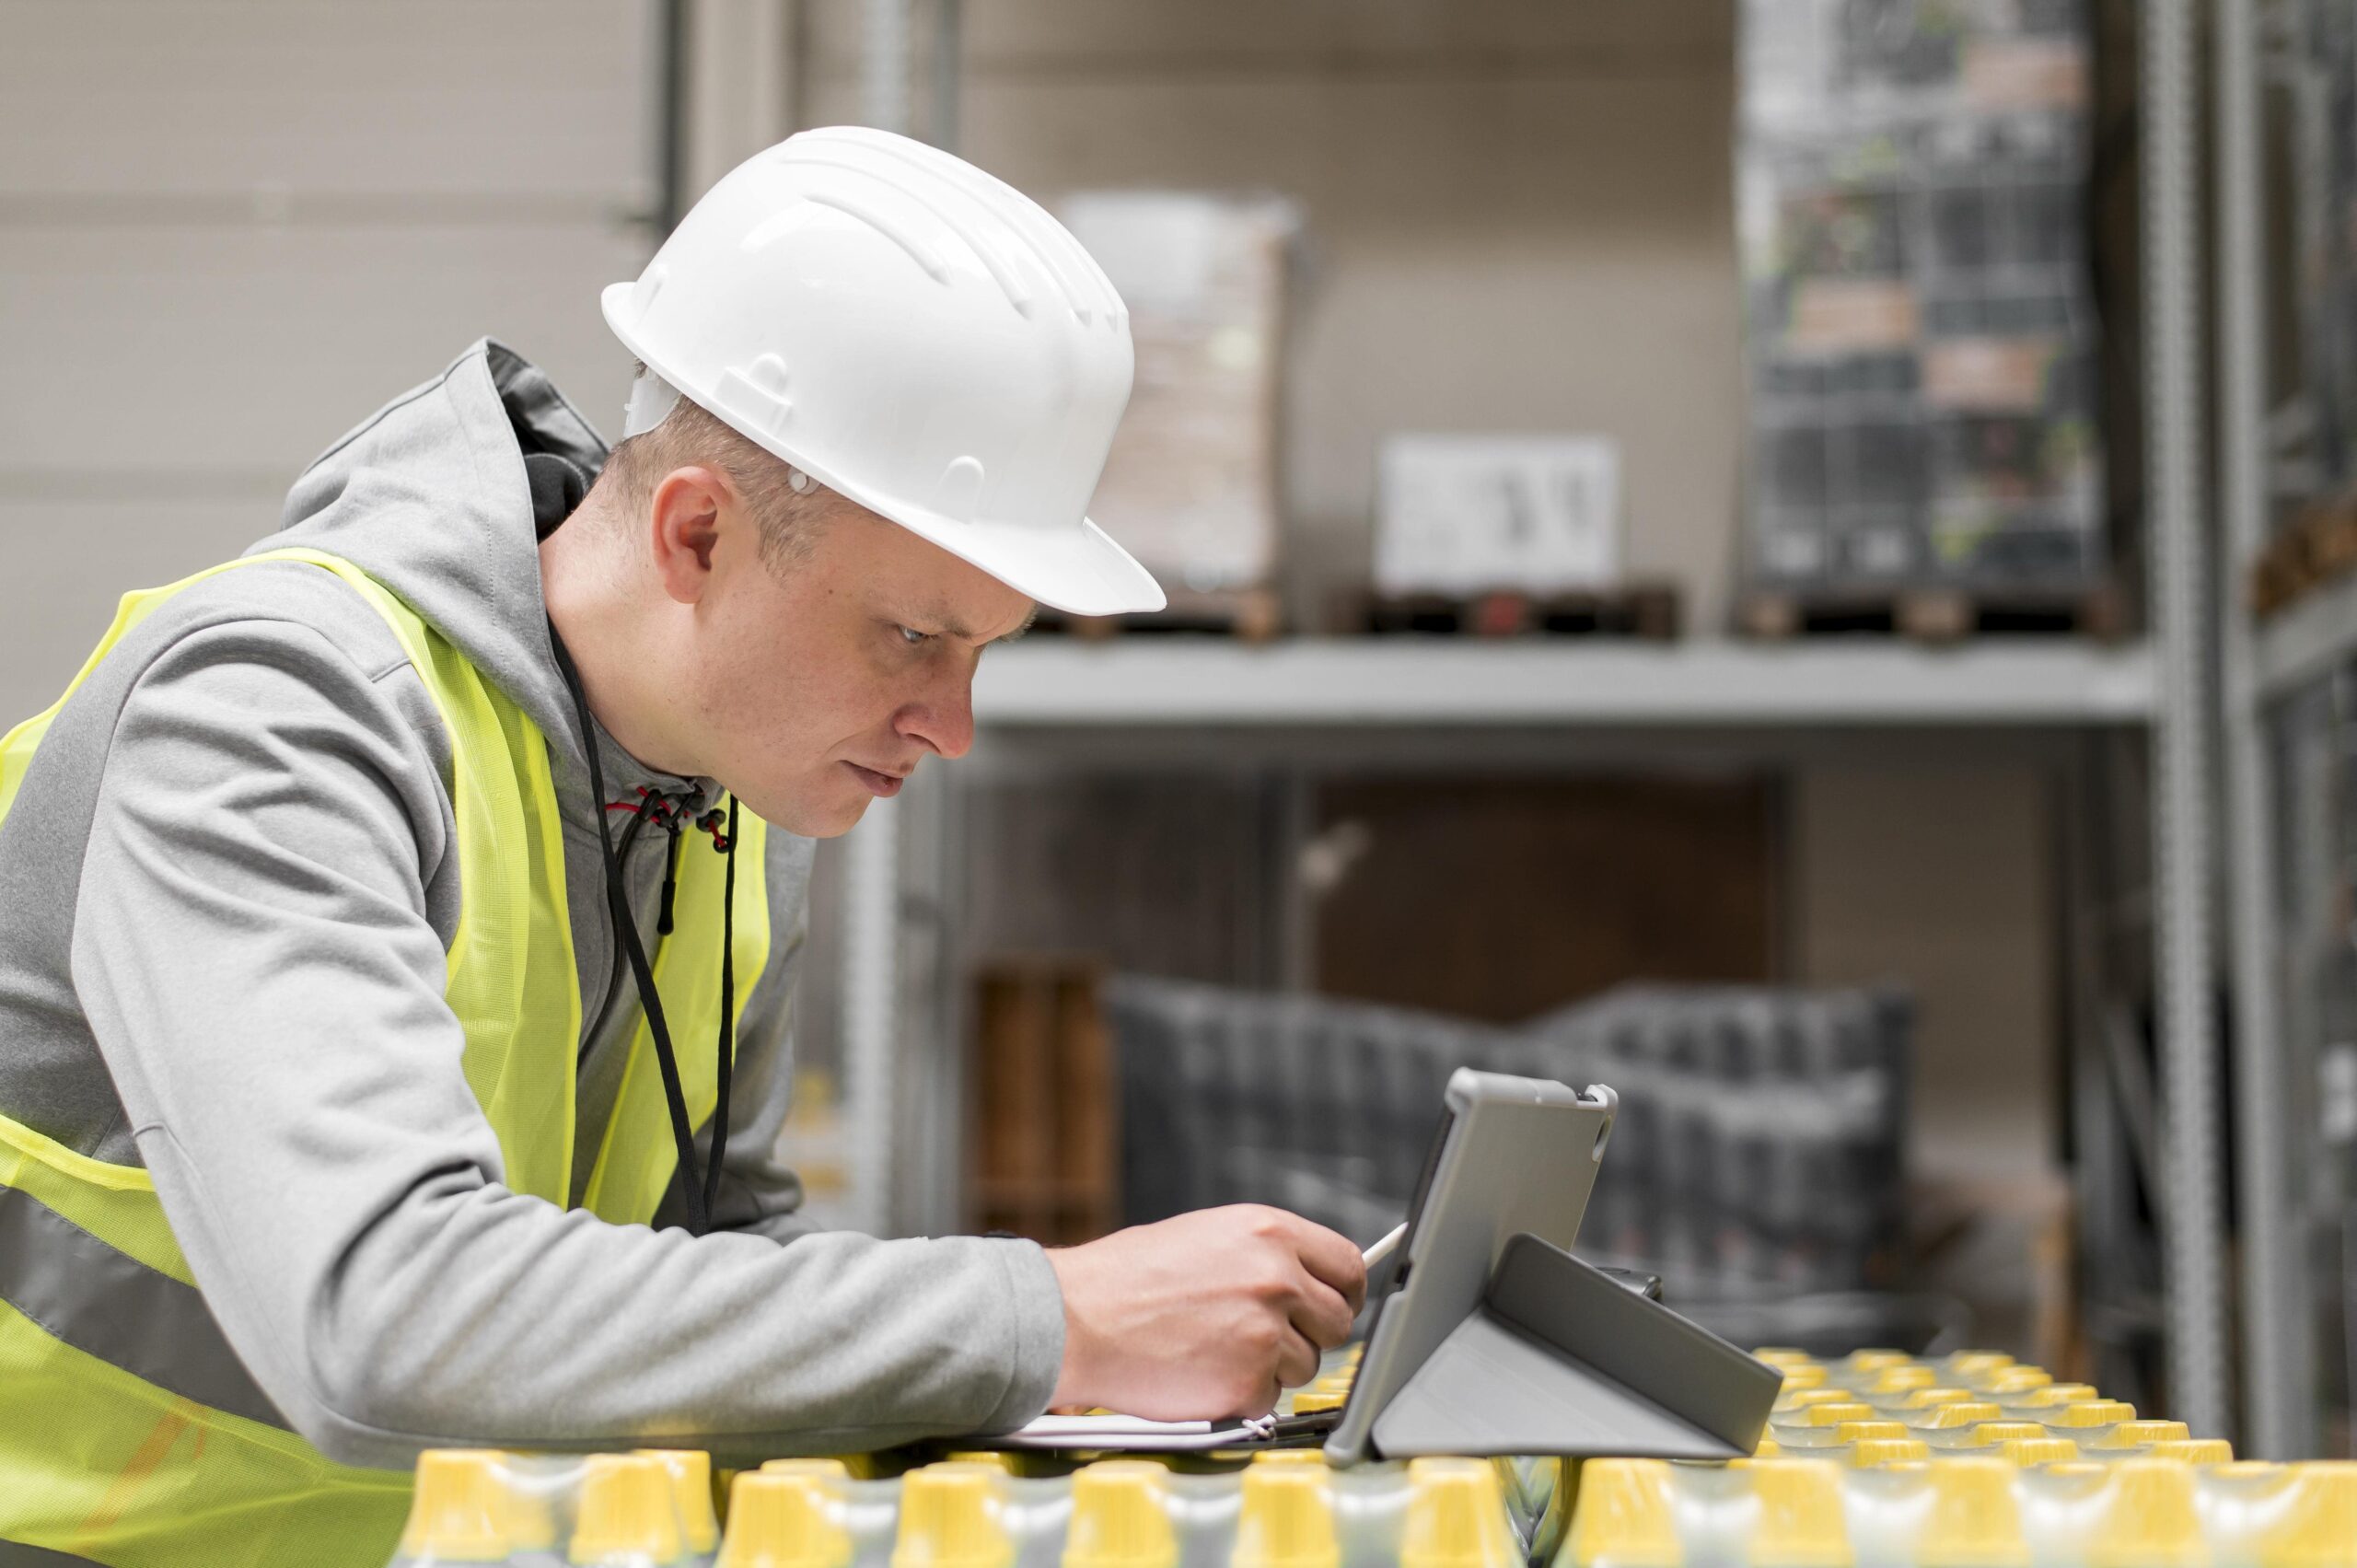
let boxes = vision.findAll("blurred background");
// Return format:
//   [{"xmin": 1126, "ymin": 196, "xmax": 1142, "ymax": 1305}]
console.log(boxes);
[{"xmin": 7, "ymin": 0, "xmax": 2353, "ymax": 1458}]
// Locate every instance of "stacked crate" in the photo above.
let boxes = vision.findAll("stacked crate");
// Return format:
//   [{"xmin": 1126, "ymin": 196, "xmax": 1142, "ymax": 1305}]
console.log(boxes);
[
  {"xmin": 1101, "ymin": 978, "xmax": 1911, "ymax": 1305},
  {"xmin": 1737, "ymin": 0, "xmax": 2105, "ymax": 598}
]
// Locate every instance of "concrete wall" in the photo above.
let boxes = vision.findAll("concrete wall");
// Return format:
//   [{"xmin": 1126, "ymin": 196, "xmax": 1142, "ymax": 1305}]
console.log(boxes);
[{"xmin": 1, "ymin": 0, "xmax": 656, "ymax": 721}]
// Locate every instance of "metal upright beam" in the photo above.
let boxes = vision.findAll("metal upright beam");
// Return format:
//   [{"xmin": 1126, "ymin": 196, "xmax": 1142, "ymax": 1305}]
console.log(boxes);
[
  {"xmin": 2219, "ymin": 0, "xmax": 2316, "ymax": 1458},
  {"xmin": 841, "ymin": 799, "xmax": 900, "ymax": 1236},
  {"xmin": 2144, "ymin": 0, "xmax": 2233, "ymax": 1438},
  {"xmin": 864, "ymin": 0, "xmax": 912, "ymax": 134}
]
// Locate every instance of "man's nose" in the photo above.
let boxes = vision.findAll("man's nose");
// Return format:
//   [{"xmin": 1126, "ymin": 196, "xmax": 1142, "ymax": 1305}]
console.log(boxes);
[{"xmin": 896, "ymin": 671, "xmax": 975, "ymax": 761}]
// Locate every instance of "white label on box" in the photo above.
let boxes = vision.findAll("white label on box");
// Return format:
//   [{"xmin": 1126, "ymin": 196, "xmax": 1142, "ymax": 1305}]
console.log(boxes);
[{"xmin": 1376, "ymin": 435, "xmax": 1623, "ymax": 596}]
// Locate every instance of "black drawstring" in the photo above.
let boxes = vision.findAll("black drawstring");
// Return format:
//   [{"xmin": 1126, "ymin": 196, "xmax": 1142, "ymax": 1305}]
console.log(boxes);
[
  {"xmin": 549, "ymin": 625, "xmax": 715, "ymax": 1236},
  {"xmin": 656, "ymin": 819, "xmax": 683, "ymax": 936},
  {"xmin": 703, "ymin": 796, "xmax": 738, "ymax": 1219}
]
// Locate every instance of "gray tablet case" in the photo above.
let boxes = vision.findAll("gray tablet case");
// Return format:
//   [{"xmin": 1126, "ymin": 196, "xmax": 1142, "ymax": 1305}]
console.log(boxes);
[{"xmin": 1322, "ymin": 1069, "xmax": 1781, "ymax": 1466}]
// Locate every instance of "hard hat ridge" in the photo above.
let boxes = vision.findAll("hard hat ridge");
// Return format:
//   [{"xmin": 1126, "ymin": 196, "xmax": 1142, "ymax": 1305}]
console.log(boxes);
[{"xmin": 602, "ymin": 125, "xmax": 1164, "ymax": 616}]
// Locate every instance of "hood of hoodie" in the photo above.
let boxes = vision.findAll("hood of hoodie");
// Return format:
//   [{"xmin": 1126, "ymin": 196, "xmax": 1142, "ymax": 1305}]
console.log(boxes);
[{"xmin": 260, "ymin": 339, "xmax": 702, "ymax": 809}]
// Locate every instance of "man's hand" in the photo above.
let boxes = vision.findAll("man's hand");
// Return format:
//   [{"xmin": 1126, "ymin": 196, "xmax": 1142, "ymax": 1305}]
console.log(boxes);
[{"xmin": 1043, "ymin": 1205, "xmax": 1367, "ymax": 1420}]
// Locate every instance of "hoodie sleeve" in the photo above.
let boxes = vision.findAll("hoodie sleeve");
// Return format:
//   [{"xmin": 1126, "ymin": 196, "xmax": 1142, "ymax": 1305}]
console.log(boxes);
[{"xmin": 70, "ymin": 613, "xmax": 1066, "ymax": 1469}]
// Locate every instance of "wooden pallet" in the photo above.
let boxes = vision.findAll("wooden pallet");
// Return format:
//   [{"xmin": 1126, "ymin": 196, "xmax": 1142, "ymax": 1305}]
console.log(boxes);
[
  {"xmin": 2249, "ymin": 493, "xmax": 2357, "ymax": 617},
  {"xmin": 1028, "ymin": 585, "xmax": 1283, "ymax": 644},
  {"xmin": 1356, "ymin": 582, "xmax": 1682, "ymax": 640},
  {"xmin": 1736, "ymin": 581, "xmax": 2128, "ymax": 643},
  {"xmin": 969, "ymin": 957, "xmax": 1118, "ymax": 1248}
]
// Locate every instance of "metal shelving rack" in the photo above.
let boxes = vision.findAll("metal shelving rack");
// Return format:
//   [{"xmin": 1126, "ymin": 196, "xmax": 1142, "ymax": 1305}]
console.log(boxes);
[{"xmin": 819, "ymin": 0, "xmax": 2242, "ymax": 1445}]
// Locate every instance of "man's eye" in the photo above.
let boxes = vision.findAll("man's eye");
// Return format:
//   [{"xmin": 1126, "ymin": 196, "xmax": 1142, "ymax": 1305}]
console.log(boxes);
[{"xmin": 898, "ymin": 625, "xmax": 934, "ymax": 646}]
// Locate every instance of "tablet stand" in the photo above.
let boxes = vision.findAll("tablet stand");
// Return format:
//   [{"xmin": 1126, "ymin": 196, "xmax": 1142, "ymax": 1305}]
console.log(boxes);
[{"xmin": 1353, "ymin": 1234, "xmax": 1781, "ymax": 1462}]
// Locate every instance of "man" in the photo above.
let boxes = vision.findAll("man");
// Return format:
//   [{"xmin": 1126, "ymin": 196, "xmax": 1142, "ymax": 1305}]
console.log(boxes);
[{"xmin": 0, "ymin": 127, "xmax": 1362, "ymax": 1565}]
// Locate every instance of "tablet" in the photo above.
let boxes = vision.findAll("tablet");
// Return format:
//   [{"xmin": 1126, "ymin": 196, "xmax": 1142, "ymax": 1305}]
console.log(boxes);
[{"xmin": 1321, "ymin": 1068, "xmax": 1617, "ymax": 1464}]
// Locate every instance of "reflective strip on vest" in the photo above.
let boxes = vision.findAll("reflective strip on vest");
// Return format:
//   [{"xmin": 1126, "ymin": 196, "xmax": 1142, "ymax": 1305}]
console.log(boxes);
[
  {"xmin": 0, "ymin": 549, "xmax": 772, "ymax": 1566},
  {"xmin": 0, "ymin": 1186, "xmax": 284, "ymax": 1430}
]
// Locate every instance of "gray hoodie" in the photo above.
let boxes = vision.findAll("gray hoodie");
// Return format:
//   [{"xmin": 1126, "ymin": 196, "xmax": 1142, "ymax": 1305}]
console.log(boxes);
[{"xmin": 0, "ymin": 341, "xmax": 1063, "ymax": 1468}]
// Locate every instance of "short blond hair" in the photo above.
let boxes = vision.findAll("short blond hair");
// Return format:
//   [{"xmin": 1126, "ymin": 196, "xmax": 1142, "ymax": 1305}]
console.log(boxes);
[{"xmin": 601, "ymin": 393, "xmax": 829, "ymax": 571}]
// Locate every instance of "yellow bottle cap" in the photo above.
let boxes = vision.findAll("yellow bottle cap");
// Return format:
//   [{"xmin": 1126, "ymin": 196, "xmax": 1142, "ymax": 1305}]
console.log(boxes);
[
  {"xmin": 1745, "ymin": 1459, "xmax": 1853, "ymax": 1568},
  {"xmin": 763, "ymin": 1458, "xmax": 855, "ymax": 1481},
  {"xmin": 638, "ymin": 1449, "xmax": 720, "ymax": 1554},
  {"xmin": 2009, "ymin": 1384, "xmax": 2101, "ymax": 1411},
  {"xmin": 1987, "ymin": 1369, "xmax": 2055, "ymax": 1396},
  {"xmin": 893, "ymin": 1463, "xmax": 1015, "ymax": 1568},
  {"xmin": 1778, "ymin": 1401, "xmax": 1876, "ymax": 1429},
  {"xmin": 1755, "ymin": 1349, "xmax": 1819, "ymax": 1368},
  {"xmin": 1898, "ymin": 1388, "xmax": 1977, "ymax": 1411},
  {"xmin": 1779, "ymin": 1366, "xmax": 1830, "ymax": 1392},
  {"xmin": 401, "ymin": 1450, "xmax": 512, "ymax": 1562},
  {"xmin": 1563, "ymin": 1458, "xmax": 1681, "ymax": 1568},
  {"xmin": 1907, "ymin": 1403, "xmax": 2003, "ymax": 1432},
  {"xmin": 1944, "ymin": 1352, "xmax": 2015, "ymax": 1380},
  {"xmin": 1998, "ymin": 1437, "xmax": 2080, "ymax": 1468},
  {"xmin": 2262, "ymin": 1462, "xmax": 2357, "ymax": 1568},
  {"xmin": 2090, "ymin": 1420, "xmax": 2190, "ymax": 1452},
  {"xmin": 1233, "ymin": 1464, "xmax": 1340, "ymax": 1568},
  {"xmin": 1400, "ymin": 1458, "xmax": 1517, "ymax": 1568},
  {"xmin": 2089, "ymin": 1458, "xmax": 2204, "ymax": 1568},
  {"xmin": 1866, "ymin": 1366, "xmax": 1938, "ymax": 1394},
  {"xmin": 943, "ymin": 1453, "xmax": 1016, "ymax": 1471},
  {"xmin": 1832, "ymin": 1422, "xmax": 1909, "ymax": 1445},
  {"xmin": 571, "ymin": 1454, "xmax": 684, "ymax": 1565},
  {"xmin": 2148, "ymin": 1440, "xmax": 2235, "ymax": 1467},
  {"xmin": 1777, "ymin": 1388, "xmax": 1860, "ymax": 1414},
  {"xmin": 1063, "ymin": 1460, "xmax": 1178, "ymax": 1568},
  {"xmin": 2048, "ymin": 1400, "xmax": 2137, "ymax": 1431},
  {"xmin": 1917, "ymin": 1458, "xmax": 2027, "ymax": 1568},
  {"xmin": 1849, "ymin": 1439, "xmax": 1930, "ymax": 1468},
  {"xmin": 1253, "ymin": 1450, "xmax": 1329, "ymax": 1466},
  {"xmin": 1972, "ymin": 1423, "xmax": 2051, "ymax": 1446},
  {"xmin": 723, "ymin": 1470, "xmax": 853, "ymax": 1568},
  {"xmin": 1290, "ymin": 1390, "xmax": 1347, "ymax": 1414}
]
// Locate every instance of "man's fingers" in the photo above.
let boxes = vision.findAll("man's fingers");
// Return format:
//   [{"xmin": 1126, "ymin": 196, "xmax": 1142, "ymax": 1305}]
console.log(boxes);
[
  {"xmin": 1275, "ymin": 1324, "xmax": 1323, "ymax": 1389},
  {"xmin": 1281, "ymin": 1214, "xmax": 1369, "ymax": 1314},
  {"xmin": 1288, "ymin": 1269, "xmax": 1357, "ymax": 1351}
]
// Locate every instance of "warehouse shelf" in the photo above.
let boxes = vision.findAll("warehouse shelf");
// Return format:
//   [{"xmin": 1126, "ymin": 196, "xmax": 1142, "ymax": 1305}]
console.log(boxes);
[
  {"xmin": 2251, "ymin": 567, "xmax": 2357, "ymax": 703},
  {"xmin": 972, "ymin": 637, "xmax": 2158, "ymax": 728}
]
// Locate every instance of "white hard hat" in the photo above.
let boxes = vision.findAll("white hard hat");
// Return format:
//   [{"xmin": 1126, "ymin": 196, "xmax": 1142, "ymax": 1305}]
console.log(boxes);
[{"xmin": 602, "ymin": 125, "xmax": 1166, "ymax": 617}]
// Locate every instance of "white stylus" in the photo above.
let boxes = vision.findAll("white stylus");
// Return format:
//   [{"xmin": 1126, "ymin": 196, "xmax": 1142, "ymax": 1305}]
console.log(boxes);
[{"xmin": 1362, "ymin": 1222, "xmax": 1407, "ymax": 1269}]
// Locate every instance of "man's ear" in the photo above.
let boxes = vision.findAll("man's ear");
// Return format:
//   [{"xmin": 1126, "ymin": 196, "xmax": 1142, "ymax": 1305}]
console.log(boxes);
[{"xmin": 646, "ymin": 465, "xmax": 731, "ymax": 605}]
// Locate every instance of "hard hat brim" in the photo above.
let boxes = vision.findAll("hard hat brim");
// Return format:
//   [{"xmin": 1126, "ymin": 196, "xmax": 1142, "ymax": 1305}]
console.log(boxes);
[{"xmin": 602, "ymin": 283, "xmax": 1167, "ymax": 619}]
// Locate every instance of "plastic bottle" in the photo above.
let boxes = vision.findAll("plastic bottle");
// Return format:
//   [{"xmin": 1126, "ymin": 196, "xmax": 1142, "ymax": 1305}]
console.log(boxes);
[
  {"xmin": 641, "ymin": 1451, "xmax": 721, "ymax": 1566},
  {"xmin": 1064, "ymin": 1461, "xmax": 1178, "ymax": 1568},
  {"xmin": 1557, "ymin": 1458, "xmax": 1681, "ymax": 1568},
  {"xmin": 893, "ymin": 1463, "xmax": 1016, "ymax": 1568},
  {"xmin": 1842, "ymin": 1458, "xmax": 1931, "ymax": 1568},
  {"xmin": 1782, "ymin": 1366, "xmax": 1833, "ymax": 1394},
  {"xmin": 1773, "ymin": 1404, "xmax": 1879, "ymax": 1451},
  {"xmin": 2148, "ymin": 1440, "xmax": 2235, "ymax": 1467},
  {"xmin": 1938, "ymin": 1354, "xmax": 2015, "ymax": 1391},
  {"xmin": 1782, "ymin": 1389, "xmax": 1868, "ymax": 1417},
  {"xmin": 721, "ymin": 1470, "xmax": 853, "ymax": 1568},
  {"xmin": 1999, "ymin": 1387, "xmax": 2099, "ymax": 1423},
  {"xmin": 1915, "ymin": 1458, "xmax": 2028, "ymax": 1568},
  {"xmin": 1982, "ymin": 1371, "xmax": 2054, "ymax": 1402},
  {"xmin": 2014, "ymin": 1462, "xmax": 2112, "ymax": 1568},
  {"xmin": 1994, "ymin": 1439, "xmax": 2078, "ymax": 1469},
  {"xmin": 395, "ymin": 1449, "xmax": 514, "ymax": 1566},
  {"xmin": 572, "ymin": 1453, "xmax": 687, "ymax": 1567},
  {"xmin": 1860, "ymin": 1369, "xmax": 1939, "ymax": 1411},
  {"xmin": 2085, "ymin": 1458, "xmax": 2205, "ymax": 1568},
  {"xmin": 1398, "ymin": 1458, "xmax": 1518, "ymax": 1568},
  {"xmin": 2250, "ymin": 1463, "xmax": 2357, "ymax": 1568},
  {"xmin": 1744, "ymin": 1458, "xmax": 1853, "ymax": 1568},
  {"xmin": 2084, "ymin": 1421, "xmax": 2190, "ymax": 1458},
  {"xmin": 1901, "ymin": 1405, "xmax": 2003, "ymax": 1453},
  {"xmin": 2040, "ymin": 1402, "xmax": 2136, "ymax": 1446},
  {"xmin": 1232, "ymin": 1464, "xmax": 1340, "ymax": 1568},
  {"xmin": 1892, "ymin": 1391, "xmax": 1975, "ymax": 1418},
  {"xmin": 1970, "ymin": 1425, "xmax": 2052, "ymax": 1451}
]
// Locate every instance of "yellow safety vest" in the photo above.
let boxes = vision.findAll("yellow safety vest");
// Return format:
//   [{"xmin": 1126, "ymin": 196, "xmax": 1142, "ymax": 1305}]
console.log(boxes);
[{"xmin": 0, "ymin": 548, "xmax": 771, "ymax": 1567}]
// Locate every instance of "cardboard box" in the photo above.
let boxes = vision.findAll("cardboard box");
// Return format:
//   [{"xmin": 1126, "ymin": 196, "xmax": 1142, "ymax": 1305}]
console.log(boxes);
[{"xmin": 1375, "ymin": 434, "xmax": 1624, "ymax": 597}]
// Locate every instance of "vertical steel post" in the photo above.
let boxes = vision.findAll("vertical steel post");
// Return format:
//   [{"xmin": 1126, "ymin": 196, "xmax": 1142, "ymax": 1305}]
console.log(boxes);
[
  {"xmin": 929, "ymin": 0, "xmax": 963, "ymax": 152},
  {"xmin": 2145, "ymin": 0, "xmax": 2233, "ymax": 1438},
  {"xmin": 2218, "ymin": 0, "xmax": 2316, "ymax": 1457},
  {"xmin": 864, "ymin": 0, "xmax": 911, "ymax": 134}
]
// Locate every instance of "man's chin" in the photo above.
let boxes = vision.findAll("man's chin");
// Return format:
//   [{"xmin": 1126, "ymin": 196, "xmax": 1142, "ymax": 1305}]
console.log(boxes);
[{"xmin": 718, "ymin": 785, "xmax": 870, "ymax": 840}]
